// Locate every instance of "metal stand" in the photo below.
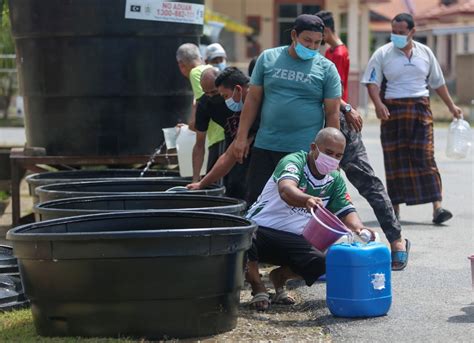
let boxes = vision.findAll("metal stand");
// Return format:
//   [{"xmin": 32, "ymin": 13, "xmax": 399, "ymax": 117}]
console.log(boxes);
[{"xmin": 9, "ymin": 148, "xmax": 178, "ymax": 226}]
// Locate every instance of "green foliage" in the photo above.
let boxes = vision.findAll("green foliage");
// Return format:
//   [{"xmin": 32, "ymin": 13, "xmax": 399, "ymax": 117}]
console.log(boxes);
[
  {"xmin": 0, "ymin": 1, "xmax": 14, "ymax": 57},
  {"xmin": 0, "ymin": 1, "xmax": 16, "ymax": 118},
  {"xmin": 0, "ymin": 190, "xmax": 9, "ymax": 200}
]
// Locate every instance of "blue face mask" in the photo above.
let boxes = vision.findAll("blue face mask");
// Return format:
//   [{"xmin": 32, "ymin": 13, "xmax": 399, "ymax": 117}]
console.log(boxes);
[
  {"xmin": 295, "ymin": 41, "xmax": 319, "ymax": 60},
  {"xmin": 225, "ymin": 88, "xmax": 243, "ymax": 112},
  {"xmin": 213, "ymin": 62, "xmax": 227, "ymax": 71},
  {"xmin": 391, "ymin": 33, "xmax": 409, "ymax": 49}
]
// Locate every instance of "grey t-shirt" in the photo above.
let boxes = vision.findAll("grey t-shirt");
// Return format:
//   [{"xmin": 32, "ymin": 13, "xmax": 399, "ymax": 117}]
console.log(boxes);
[{"xmin": 361, "ymin": 41, "xmax": 445, "ymax": 99}]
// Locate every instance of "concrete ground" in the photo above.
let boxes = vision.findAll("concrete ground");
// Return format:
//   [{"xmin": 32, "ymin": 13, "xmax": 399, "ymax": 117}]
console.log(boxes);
[{"xmin": 292, "ymin": 123, "xmax": 474, "ymax": 342}]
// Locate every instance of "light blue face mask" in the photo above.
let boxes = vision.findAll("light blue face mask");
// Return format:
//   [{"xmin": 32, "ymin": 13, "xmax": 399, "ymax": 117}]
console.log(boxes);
[
  {"xmin": 225, "ymin": 88, "xmax": 243, "ymax": 112},
  {"xmin": 391, "ymin": 33, "xmax": 409, "ymax": 49},
  {"xmin": 295, "ymin": 41, "xmax": 319, "ymax": 60},
  {"xmin": 213, "ymin": 62, "xmax": 227, "ymax": 71}
]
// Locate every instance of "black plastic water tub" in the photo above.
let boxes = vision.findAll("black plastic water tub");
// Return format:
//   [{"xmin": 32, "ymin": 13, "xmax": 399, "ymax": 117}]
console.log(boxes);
[
  {"xmin": 34, "ymin": 194, "xmax": 246, "ymax": 221},
  {"xmin": 36, "ymin": 179, "xmax": 225, "ymax": 203},
  {"xmin": 26, "ymin": 169, "xmax": 181, "ymax": 203},
  {"xmin": 7, "ymin": 211, "xmax": 256, "ymax": 339},
  {"xmin": 9, "ymin": 0, "xmax": 203, "ymax": 155}
]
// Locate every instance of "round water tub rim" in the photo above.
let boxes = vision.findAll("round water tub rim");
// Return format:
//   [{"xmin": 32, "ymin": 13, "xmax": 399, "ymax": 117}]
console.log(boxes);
[
  {"xmin": 25, "ymin": 170, "xmax": 183, "ymax": 184},
  {"xmin": 35, "ymin": 179, "xmax": 224, "ymax": 194},
  {"xmin": 33, "ymin": 194, "xmax": 247, "ymax": 215},
  {"xmin": 7, "ymin": 210, "xmax": 257, "ymax": 241}
]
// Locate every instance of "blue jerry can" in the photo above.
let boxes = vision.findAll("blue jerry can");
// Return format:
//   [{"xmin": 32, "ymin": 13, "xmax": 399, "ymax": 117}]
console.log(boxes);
[{"xmin": 326, "ymin": 242, "xmax": 391, "ymax": 317}]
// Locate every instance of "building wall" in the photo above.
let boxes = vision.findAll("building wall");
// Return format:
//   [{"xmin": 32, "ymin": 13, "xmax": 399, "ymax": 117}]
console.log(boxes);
[
  {"xmin": 208, "ymin": 0, "xmax": 274, "ymax": 64},
  {"xmin": 208, "ymin": 0, "xmax": 327, "ymax": 64},
  {"xmin": 456, "ymin": 32, "xmax": 474, "ymax": 54},
  {"xmin": 455, "ymin": 54, "xmax": 474, "ymax": 104},
  {"xmin": 207, "ymin": 0, "xmax": 370, "ymax": 108}
]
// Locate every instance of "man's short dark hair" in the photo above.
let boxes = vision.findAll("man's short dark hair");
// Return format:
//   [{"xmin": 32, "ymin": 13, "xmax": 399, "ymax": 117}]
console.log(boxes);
[
  {"xmin": 392, "ymin": 13, "xmax": 415, "ymax": 30},
  {"xmin": 215, "ymin": 67, "xmax": 250, "ymax": 89},
  {"xmin": 315, "ymin": 10, "xmax": 335, "ymax": 33}
]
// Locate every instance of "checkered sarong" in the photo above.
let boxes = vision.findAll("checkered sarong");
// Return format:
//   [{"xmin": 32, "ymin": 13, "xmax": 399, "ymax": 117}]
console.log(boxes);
[{"xmin": 381, "ymin": 97, "xmax": 442, "ymax": 205}]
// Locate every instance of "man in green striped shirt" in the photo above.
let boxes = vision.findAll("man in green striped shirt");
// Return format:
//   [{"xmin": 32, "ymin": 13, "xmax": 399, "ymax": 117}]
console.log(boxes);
[{"xmin": 246, "ymin": 128, "xmax": 375, "ymax": 311}]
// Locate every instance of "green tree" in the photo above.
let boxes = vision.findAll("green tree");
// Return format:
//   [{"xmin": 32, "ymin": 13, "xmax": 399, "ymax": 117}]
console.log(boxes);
[{"xmin": 0, "ymin": 1, "xmax": 16, "ymax": 119}]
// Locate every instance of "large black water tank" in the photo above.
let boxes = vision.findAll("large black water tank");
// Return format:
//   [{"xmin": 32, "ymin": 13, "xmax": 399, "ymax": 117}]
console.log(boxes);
[
  {"xmin": 7, "ymin": 211, "xmax": 256, "ymax": 339},
  {"xmin": 9, "ymin": 0, "xmax": 203, "ymax": 155}
]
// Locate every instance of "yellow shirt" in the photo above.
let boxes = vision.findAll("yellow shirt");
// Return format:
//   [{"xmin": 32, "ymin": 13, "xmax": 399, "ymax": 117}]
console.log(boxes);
[{"xmin": 189, "ymin": 65, "xmax": 225, "ymax": 146}]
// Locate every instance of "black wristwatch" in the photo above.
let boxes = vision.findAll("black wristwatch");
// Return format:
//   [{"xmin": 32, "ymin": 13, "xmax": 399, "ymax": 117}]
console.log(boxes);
[{"xmin": 342, "ymin": 103, "xmax": 352, "ymax": 114}]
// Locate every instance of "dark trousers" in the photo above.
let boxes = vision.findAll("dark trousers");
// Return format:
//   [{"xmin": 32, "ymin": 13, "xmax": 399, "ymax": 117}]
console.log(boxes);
[
  {"xmin": 245, "ymin": 147, "xmax": 289, "ymax": 206},
  {"xmin": 224, "ymin": 152, "xmax": 251, "ymax": 200},
  {"xmin": 339, "ymin": 114, "xmax": 402, "ymax": 243},
  {"xmin": 208, "ymin": 139, "xmax": 250, "ymax": 199},
  {"xmin": 248, "ymin": 226, "xmax": 325, "ymax": 286},
  {"xmin": 207, "ymin": 140, "xmax": 226, "ymax": 186}
]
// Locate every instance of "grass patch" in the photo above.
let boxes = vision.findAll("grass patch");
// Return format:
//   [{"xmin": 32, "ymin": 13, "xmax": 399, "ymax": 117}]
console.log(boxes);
[
  {"xmin": 0, "ymin": 191, "xmax": 9, "ymax": 201},
  {"xmin": 0, "ymin": 309, "xmax": 151, "ymax": 342},
  {"xmin": 0, "ymin": 116, "xmax": 24, "ymax": 127}
]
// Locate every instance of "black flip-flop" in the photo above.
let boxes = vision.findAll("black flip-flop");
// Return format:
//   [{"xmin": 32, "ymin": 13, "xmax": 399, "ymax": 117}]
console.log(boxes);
[
  {"xmin": 432, "ymin": 208, "xmax": 453, "ymax": 224},
  {"xmin": 391, "ymin": 239, "xmax": 410, "ymax": 271}
]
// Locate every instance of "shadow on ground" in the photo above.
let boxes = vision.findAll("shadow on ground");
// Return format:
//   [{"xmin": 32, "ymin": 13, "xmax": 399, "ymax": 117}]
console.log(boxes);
[{"xmin": 447, "ymin": 305, "xmax": 474, "ymax": 324}]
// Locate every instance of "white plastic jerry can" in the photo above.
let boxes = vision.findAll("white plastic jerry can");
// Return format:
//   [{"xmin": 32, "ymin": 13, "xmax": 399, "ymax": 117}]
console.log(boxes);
[
  {"xmin": 446, "ymin": 118, "xmax": 471, "ymax": 159},
  {"xmin": 175, "ymin": 125, "xmax": 208, "ymax": 177}
]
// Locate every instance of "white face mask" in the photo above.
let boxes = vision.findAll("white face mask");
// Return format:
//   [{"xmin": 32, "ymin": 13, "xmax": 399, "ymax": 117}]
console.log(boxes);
[
  {"xmin": 224, "ymin": 88, "xmax": 243, "ymax": 112},
  {"xmin": 314, "ymin": 145, "xmax": 340, "ymax": 175}
]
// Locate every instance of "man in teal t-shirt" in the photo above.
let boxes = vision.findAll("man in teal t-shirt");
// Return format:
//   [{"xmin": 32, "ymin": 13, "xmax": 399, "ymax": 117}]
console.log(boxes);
[
  {"xmin": 245, "ymin": 128, "xmax": 374, "ymax": 311},
  {"xmin": 232, "ymin": 14, "xmax": 342, "ymax": 205}
]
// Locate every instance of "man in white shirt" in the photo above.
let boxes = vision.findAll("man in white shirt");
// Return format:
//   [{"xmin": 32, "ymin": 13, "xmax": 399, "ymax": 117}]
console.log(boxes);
[{"xmin": 362, "ymin": 13, "xmax": 462, "ymax": 225}]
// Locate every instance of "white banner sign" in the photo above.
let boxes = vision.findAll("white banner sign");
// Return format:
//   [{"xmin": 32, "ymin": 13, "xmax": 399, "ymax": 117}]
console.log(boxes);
[{"xmin": 125, "ymin": 0, "xmax": 204, "ymax": 25}]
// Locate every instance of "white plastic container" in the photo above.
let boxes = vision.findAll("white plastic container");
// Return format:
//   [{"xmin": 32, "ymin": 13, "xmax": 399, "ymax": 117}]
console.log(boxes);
[
  {"xmin": 162, "ymin": 127, "xmax": 178, "ymax": 150},
  {"xmin": 175, "ymin": 125, "xmax": 208, "ymax": 177},
  {"xmin": 336, "ymin": 230, "xmax": 380, "ymax": 244},
  {"xmin": 446, "ymin": 118, "xmax": 472, "ymax": 159}
]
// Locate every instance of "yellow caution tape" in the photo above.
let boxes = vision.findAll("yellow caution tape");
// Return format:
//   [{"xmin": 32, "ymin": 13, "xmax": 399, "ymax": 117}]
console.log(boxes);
[{"xmin": 205, "ymin": 9, "xmax": 254, "ymax": 35}]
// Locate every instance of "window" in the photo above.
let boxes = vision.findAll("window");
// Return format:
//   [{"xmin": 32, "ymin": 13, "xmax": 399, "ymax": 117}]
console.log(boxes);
[{"xmin": 276, "ymin": 2, "xmax": 322, "ymax": 46}]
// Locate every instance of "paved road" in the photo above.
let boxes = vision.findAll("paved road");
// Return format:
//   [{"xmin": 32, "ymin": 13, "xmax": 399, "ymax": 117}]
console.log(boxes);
[
  {"xmin": 294, "ymin": 123, "xmax": 474, "ymax": 343},
  {"xmin": 0, "ymin": 127, "xmax": 26, "ymax": 146}
]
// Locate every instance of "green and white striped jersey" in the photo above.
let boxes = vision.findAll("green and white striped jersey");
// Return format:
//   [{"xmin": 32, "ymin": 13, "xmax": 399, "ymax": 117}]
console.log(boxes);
[{"xmin": 246, "ymin": 151, "xmax": 355, "ymax": 235}]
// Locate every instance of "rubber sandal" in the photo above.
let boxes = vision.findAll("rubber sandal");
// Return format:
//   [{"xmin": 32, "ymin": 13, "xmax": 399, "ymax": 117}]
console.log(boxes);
[
  {"xmin": 249, "ymin": 292, "xmax": 270, "ymax": 311},
  {"xmin": 432, "ymin": 208, "xmax": 453, "ymax": 224},
  {"xmin": 271, "ymin": 288, "xmax": 295, "ymax": 305},
  {"xmin": 391, "ymin": 239, "xmax": 410, "ymax": 271}
]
